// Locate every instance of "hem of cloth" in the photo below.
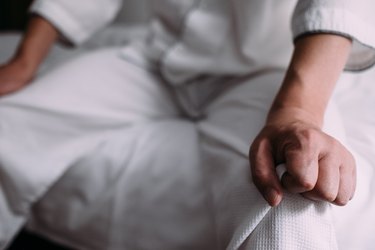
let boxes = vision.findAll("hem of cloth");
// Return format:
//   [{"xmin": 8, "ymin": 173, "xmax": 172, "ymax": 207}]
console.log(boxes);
[
  {"xmin": 292, "ymin": 7, "xmax": 375, "ymax": 72},
  {"xmin": 30, "ymin": 1, "xmax": 91, "ymax": 45}
]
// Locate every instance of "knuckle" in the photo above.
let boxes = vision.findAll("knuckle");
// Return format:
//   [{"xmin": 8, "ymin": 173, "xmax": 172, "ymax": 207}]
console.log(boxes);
[
  {"xmin": 296, "ymin": 176, "xmax": 315, "ymax": 191},
  {"xmin": 286, "ymin": 129, "xmax": 318, "ymax": 157},
  {"xmin": 334, "ymin": 197, "xmax": 349, "ymax": 206},
  {"xmin": 249, "ymin": 143, "xmax": 259, "ymax": 159},
  {"xmin": 251, "ymin": 167, "xmax": 269, "ymax": 181},
  {"xmin": 312, "ymin": 178, "xmax": 343, "ymax": 202},
  {"xmin": 313, "ymin": 182, "xmax": 338, "ymax": 202},
  {"xmin": 330, "ymin": 139, "xmax": 341, "ymax": 151},
  {"xmin": 346, "ymin": 151, "xmax": 356, "ymax": 168},
  {"xmin": 284, "ymin": 149, "xmax": 298, "ymax": 160},
  {"xmin": 298, "ymin": 128, "xmax": 318, "ymax": 145},
  {"xmin": 318, "ymin": 190, "xmax": 337, "ymax": 202},
  {"xmin": 249, "ymin": 138, "xmax": 265, "ymax": 157},
  {"xmin": 250, "ymin": 137, "xmax": 269, "ymax": 153}
]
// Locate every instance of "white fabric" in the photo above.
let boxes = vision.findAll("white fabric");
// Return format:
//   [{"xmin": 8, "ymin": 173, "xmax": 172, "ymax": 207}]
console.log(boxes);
[
  {"xmin": 330, "ymin": 71, "xmax": 375, "ymax": 250},
  {"xmin": 0, "ymin": 48, "xmax": 179, "ymax": 248},
  {"xmin": 30, "ymin": 0, "xmax": 122, "ymax": 44},
  {"xmin": 31, "ymin": 0, "xmax": 375, "ymax": 84},
  {"xmin": 292, "ymin": 0, "xmax": 375, "ymax": 71},
  {"xmin": 0, "ymin": 47, "xmax": 343, "ymax": 249},
  {"xmin": 1, "ymin": 29, "xmax": 375, "ymax": 249},
  {"xmin": 276, "ymin": 164, "xmax": 288, "ymax": 180},
  {"xmin": 227, "ymin": 160, "xmax": 337, "ymax": 250},
  {"xmin": 1, "ymin": 0, "xmax": 374, "ymax": 248},
  {"xmin": 200, "ymin": 88, "xmax": 343, "ymax": 250},
  {"xmin": 0, "ymin": 187, "xmax": 25, "ymax": 249}
]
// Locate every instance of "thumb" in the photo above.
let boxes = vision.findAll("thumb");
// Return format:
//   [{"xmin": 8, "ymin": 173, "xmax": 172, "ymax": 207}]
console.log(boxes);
[{"xmin": 250, "ymin": 139, "xmax": 283, "ymax": 206}]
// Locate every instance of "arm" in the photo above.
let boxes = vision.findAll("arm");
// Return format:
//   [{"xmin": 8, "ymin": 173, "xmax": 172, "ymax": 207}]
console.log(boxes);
[
  {"xmin": 250, "ymin": 34, "xmax": 356, "ymax": 207},
  {"xmin": 0, "ymin": 16, "xmax": 58, "ymax": 95},
  {"xmin": 0, "ymin": 0, "xmax": 122, "ymax": 96}
]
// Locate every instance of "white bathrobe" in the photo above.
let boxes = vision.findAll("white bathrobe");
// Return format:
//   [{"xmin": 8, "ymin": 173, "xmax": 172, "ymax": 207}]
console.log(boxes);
[
  {"xmin": 30, "ymin": 0, "xmax": 375, "ymax": 82},
  {"xmin": 0, "ymin": 0, "xmax": 374, "ymax": 249}
]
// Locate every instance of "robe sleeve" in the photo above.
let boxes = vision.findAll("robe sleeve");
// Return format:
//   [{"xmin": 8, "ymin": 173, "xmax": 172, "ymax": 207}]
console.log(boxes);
[
  {"xmin": 30, "ymin": 0, "xmax": 123, "ymax": 45},
  {"xmin": 292, "ymin": 0, "xmax": 375, "ymax": 71}
]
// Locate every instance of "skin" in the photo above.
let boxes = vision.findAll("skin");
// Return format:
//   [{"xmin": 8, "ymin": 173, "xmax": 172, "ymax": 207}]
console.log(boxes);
[
  {"xmin": 0, "ymin": 17, "xmax": 356, "ymax": 207},
  {"xmin": 250, "ymin": 34, "xmax": 356, "ymax": 207},
  {"xmin": 0, "ymin": 16, "xmax": 57, "ymax": 95}
]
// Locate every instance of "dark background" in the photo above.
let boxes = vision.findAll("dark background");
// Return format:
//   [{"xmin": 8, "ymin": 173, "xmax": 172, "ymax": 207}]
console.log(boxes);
[{"xmin": 0, "ymin": 0, "xmax": 33, "ymax": 31}]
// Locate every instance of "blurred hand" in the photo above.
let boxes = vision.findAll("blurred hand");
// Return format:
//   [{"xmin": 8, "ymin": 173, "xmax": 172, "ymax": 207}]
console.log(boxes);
[
  {"xmin": 0, "ymin": 16, "xmax": 59, "ymax": 97},
  {"xmin": 249, "ymin": 107, "xmax": 356, "ymax": 207},
  {"xmin": 0, "ymin": 59, "xmax": 35, "ymax": 96}
]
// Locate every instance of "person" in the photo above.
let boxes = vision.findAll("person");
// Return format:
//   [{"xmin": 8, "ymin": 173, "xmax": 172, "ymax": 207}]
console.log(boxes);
[{"xmin": 0, "ymin": 0, "xmax": 374, "ymax": 249}]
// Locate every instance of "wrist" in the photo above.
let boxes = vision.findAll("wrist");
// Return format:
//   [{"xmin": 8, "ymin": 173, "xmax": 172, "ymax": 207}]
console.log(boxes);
[
  {"xmin": 270, "ymin": 69, "xmax": 328, "ymax": 128},
  {"xmin": 9, "ymin": 15, "xmax": 58, "ymax": 78},
  {"xmin": 266, "ymin": 106, "xmax": 323, "ymax": 129},
  {"xmin": 267, "ymin": 34, "xmax": 352, "ymax": 130},
  {"xmin": 8, "ymin": 56, "xmax": 37, "ymax": 79},
  {"xmin": 269, "ymin": 91, "xmax": 326, "ymax": 129}
]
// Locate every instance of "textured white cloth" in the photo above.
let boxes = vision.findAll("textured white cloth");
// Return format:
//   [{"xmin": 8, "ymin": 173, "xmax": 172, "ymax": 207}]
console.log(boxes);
[
  {"xmin": 292, "ymin": 0, "xmax": 375, "ymax": 71},
  {"xmin": 30, "ymin": 0, "xmax": 122, "ymax": 44},
  {"xmin": 199, "ymin": 87, "xmax": 343, "ymax": 250},
  {"xmin": 0, "ymin": 0, "xmax": 372, "ymax": 249},
  {"xmin": 0, "ymin": 48, "xmax": 343, "ymax": 249},
  {"xmin": 31, "ymin": 0, "xmax": 375, "ymax": 84},
  {"xmin": 0, "ymin": 49, "xmax": 179, "ymax": 248}
]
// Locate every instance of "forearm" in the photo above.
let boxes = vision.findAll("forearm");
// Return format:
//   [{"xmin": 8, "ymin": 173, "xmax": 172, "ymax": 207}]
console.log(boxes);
[
  {"xmin": 268, "ymin": 34, "xmax": 352, "ymax": 127},
  {"xmin": 12, "ymin": 15, "xmax": 58, "ymax": 74},
  {"xmin": 250, "ymin": 34, "xmax": 356, "ymax": 207}
]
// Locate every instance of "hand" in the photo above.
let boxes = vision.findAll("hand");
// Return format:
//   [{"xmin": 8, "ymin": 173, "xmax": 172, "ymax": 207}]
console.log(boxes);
[
  {"xmin": 249, "ymin": 107, "xmax": 356, "ymax": 207},
  {"xmin": 0, "ymin": 59, "xmax": 35, "ymax": 96},
  {"xmin": 0, "ymin": 16, "xmax": 59, "ymax": 97}
]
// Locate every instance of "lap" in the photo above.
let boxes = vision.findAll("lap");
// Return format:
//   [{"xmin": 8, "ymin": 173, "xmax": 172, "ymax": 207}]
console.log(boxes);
[
  {"xmin": 0, "ymin": 48, "xmax": 178, "ymax": 125},
  {"xmin": 197, "ymin": 71, "xmax": 343, "ymax": 249},
  {"xmin": 0, "ymin": 48, "xmax": 179, "ymax": 214},
  {"xmin": 0, "ymin": 55, "xmax": 347, "ymax": 249}
]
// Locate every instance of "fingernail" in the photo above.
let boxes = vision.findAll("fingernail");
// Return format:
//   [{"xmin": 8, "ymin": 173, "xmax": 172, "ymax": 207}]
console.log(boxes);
[{"xmin": 265, "ymin": 188, "xmax": 280, "ymax": 207}]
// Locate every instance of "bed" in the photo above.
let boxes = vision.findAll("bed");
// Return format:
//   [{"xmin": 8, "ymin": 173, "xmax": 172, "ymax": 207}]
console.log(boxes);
[{"xmin": 1, "ymin": 7, "xmax": 375, "ymax": 250}]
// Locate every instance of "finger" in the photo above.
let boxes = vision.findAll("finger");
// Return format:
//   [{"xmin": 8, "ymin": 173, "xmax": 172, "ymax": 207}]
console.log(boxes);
[
  {"xmin": 250, "ymin": 139, "xmax": 283, "ymax": 207},
  {"xmin": 350, "ymin": 162, "xmax": 357, "ymax": 200},
  {"xmin": 282, "ymin": 146, "xmax": 319, "ymax": 193},
  {"xmin": 334, "ymin": 155, "xmax": 356, "ymax": 206},
  {"xmin": 302, "ymin": 155, "xmax": 340, "ymax": 202}
]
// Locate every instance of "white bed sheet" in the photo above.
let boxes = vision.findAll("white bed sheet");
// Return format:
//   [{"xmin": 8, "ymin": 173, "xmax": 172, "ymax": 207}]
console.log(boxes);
[
  {"xmin": 1, "ymin": 27, "xmax": 375, "ymax": 249},
  {"xmin": 332, "ymin": 71, "xmax": 375, "ymax": 250}
]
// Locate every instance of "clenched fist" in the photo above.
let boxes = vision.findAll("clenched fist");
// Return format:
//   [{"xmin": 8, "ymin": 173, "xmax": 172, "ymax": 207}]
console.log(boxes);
[{"xmin": 249, "ymin": 107, "xmax": 356, "ymax": 207}]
